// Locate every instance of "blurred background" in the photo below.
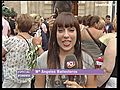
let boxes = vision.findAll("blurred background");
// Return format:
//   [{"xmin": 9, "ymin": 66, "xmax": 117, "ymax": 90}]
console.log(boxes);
[{"xmin": 2, "ymin": 1, "xmax": 117, "ymax": 21}]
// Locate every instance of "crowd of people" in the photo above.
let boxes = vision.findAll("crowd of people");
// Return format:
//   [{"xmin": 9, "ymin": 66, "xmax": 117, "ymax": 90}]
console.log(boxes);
[{"xmin": 2, "ymin": 1, "xmax": 117, "ymax": 88}]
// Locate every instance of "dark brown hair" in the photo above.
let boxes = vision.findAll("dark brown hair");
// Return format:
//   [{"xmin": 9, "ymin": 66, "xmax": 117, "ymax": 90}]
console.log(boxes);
[
  {"xmin": 77, "ymin": 16, "xmax": 82, "ymax": 24},
  {"xmin": 81, "ymin": 16, "xmax": 88, "ymax": 26},
  {"xmin": 16, "ymin": 14, "xmax": 33, "ymax": 32},
  {"xmin": 87, "ymin": 15, "xmax": 100, "ymax": 27},
  {"xmin": 47, "ymin": 12, "xmax": 85, "ymax": 86},
  {"xmin": 55, "ymin": 1, "xmax": 72, "ymax": 13}
]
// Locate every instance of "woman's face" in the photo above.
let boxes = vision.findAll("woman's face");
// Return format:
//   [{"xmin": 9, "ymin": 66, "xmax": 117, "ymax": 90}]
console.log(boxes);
[
  {"xmin": 57, "ymin": 26, "xmax": 77, "ymax": 52},
  {"xmin": 30, "ymin": 22, "xmax": 39, "ymax": 32}
]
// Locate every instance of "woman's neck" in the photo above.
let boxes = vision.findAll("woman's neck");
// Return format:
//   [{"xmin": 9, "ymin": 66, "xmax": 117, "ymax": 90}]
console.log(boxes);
[
  {"xmin": 59, "ymin": 48, "xmax": 74, "ymax": 65},
  {"xmin": 18, "ymin": 32, "xmax": 28, "ymax": 34},
  {"xmin": 59, "ymin": 49, "xmax": 74, "ymax": 56},
  {"xmin": 88, "ymin": 27, "xmax": 97, "ymax": 30},
  {"xmin": 18, "ymin": 32, "xmax": 29, "ymax": 35},
  {"xmin": 17, "ymin": 32, "xmax": 31, "ymax": 38}
]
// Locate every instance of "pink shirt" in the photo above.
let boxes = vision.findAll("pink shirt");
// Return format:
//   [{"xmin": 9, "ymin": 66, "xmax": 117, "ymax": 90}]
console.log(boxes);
[
  {"xmin": 2, "ymin": 17, "xmax": 10, "ymax": 37},
  {"xmin": 41, "ymin": 23, "xmax": 47, "ymax": 33}
]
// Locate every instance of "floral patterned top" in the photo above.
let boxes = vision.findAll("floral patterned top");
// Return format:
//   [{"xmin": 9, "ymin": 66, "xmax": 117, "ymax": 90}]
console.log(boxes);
[{"xmin": 2, "ymin": 36, "xmax": 33, "ymax": 83}]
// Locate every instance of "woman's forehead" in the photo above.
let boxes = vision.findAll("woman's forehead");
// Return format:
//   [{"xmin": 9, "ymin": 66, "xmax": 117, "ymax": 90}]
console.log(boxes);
[
  {"xmin": 57, "ymin": 25, "xmax": 75, "ymax": 28},
  {"xmin": 56, "ymin": 21, "xmax": 75, "ymax": 27}
]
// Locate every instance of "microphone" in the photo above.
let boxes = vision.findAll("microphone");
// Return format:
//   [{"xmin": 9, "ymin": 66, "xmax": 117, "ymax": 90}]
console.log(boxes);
[{"xmin": 64, "ymin": 54, "xmax": 78, "ymax": 81}]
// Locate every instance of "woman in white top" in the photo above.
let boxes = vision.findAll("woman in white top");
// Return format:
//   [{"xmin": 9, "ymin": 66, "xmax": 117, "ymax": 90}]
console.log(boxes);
[{"xmin": 35, "ymin": 12, "xmax": 96, "ymax": 88}]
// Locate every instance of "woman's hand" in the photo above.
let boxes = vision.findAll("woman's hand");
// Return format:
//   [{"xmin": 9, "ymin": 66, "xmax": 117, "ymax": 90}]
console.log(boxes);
[
  {"xmin": 48, "ymin": 16, "xmax": 56, "ymax": 31},
  {"xmin": 64, "ymin": 80, "xmax": 85, "ymax": 88},
  {"xmin": 32, "ymin": 36, "xmax": 42, "ymax": 46},
  {"xmin": 32, "ymin": 35, "xmax": 44, "ymax": 55}
]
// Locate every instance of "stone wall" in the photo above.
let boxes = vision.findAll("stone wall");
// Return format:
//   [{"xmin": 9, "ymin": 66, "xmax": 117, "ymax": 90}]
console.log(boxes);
[
  {"xmin": 4, "ymin": 1, "xmax": 110, "ymax": 18},
  {"xmin": 78, "ymin": 1, "xmax": 108, "ymax": 18},
  {"xmin": 4, "ymin": 1, "xmax": 52, "ymax": 18}
]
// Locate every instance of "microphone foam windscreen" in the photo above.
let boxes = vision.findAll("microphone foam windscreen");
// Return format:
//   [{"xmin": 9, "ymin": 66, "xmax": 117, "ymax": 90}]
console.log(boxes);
[{"xmin": 64, "ymin": 54, "xmax": 78, "ymax": 69}]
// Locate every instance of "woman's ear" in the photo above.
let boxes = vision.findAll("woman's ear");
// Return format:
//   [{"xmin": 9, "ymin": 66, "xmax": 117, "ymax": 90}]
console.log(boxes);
[
  {"xmin": 94, "ymin": 22, "xmax": 99, "ymax": 29},
  {"xmin": 15, "ymin": 23, "xmax": 19, "ymax": 33},
  {"xmin": 97, "ymin": 21, "xmax": 101, "ymax": 30}
]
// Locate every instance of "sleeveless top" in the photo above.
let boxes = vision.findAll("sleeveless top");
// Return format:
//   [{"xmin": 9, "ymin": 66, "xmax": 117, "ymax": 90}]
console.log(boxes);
[{"xmin": 81, "ymin": 28, "xmax": 102, "ymax": 61}]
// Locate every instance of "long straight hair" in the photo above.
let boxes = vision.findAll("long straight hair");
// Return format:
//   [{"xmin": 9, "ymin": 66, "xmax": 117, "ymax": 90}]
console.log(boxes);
[{"xmin": 47, "ymin": 12, "xmax": 85, "ymax": 86}]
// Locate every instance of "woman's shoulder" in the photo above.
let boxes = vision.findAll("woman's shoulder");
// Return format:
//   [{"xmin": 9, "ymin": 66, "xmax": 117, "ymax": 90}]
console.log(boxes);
[
  {"xmin": 82, "ymin": 50, "xmax": 93, "ymax": 60},
  {"xmin": 3, "ymin": 36, "xmax": 18, "ymax": 44},
  {"xmin": 8, "ymin": 35, "xmax": 33, "ymax": 41},
  {"xmin": 39, "ymin": 50, "xmax": 48, "ymax": 57},
  {"xmin": 82, "ymin": 50, "xmax": 95, "ymax": 69},
  {"xmin": 99, "ymin": 33, "xmax": 116, "ymax": 46},
  {"xmin": 36, "ymin": 51, "xmax": 48, "ymax": 69}
]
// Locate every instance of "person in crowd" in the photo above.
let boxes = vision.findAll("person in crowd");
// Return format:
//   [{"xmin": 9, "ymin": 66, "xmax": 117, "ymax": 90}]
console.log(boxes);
[
  {"xmin": 2, "ymin": 14, "xmax": 43, "ymax": 88},
  {"xmin": 2, "ymin": 25, "xmax": 5, "ymax": 83},
  {"xmin": 49, "ymin": 1, "xmax": 104, "ymax": 58},
  {"xmin": 29, "ymin": 14, "xmax": 48, "ymax": 88},
  {"xmin": 81, "ymin": 15, "xmax": 90, "ymax": 28},
  {"xmin": 9, "ymin": 12, "xmax": 17, "ymax": 36},
  {"xmin": 40, "ymin": 17, "xmax": 48, "ymax": 34},
  {"xmin": 2, "ymin": 6, "xmax": 11, "ymax": 40},
  {"xmin": 104, "ymin": 15, "xmax": 114, "ymax": 33},
  {"xmin": 2, "ymin": 16, "xmax": 10, "ymax": 41},
  {"xmin": 97, "ymin": 17, "xmax": 105, "ymax": 31},
  {"xmin": 34, "ymin": 12, "xmax": 96, "ymax": 88},
  {"xmin": 48, "ymin": 1, "xmax": 73, "ymax": 36},
  {"xmin": 97, "ymin": 16, "xmax": 117, "ymax": 88},
  {"xmin": 29, "ymin": 14, "xmax": 48, "ymax": 51},
  {"xmin": 43, "ymin": 18, "xmax": 49, "ymax": 32},
  {"xmin": 81, "ymin": 15, "xmax": 104, "ymax": 61},
  {"xmin": 29, "ymin": 14, "xmax": 41, "ymax": 36},
  {"xmin": 77, "ymin": 15, "xmax": 92, "ymax": 31},
  {"xmin": 77, "ymin": 16, "xmax": 85, "ymax": 31},
  {"xmin": 2, "ymin": 7, "xmax": 11, "ymax": 82},
  {"xmin": 43, "ymin": 18, "xmax": 50, "ymax": 41}
]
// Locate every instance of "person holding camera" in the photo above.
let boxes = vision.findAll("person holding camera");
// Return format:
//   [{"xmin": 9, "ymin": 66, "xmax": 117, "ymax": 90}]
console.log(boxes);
[{"xmin": 48, "ymin": 1, "xmax": 73, "ymax": 36}]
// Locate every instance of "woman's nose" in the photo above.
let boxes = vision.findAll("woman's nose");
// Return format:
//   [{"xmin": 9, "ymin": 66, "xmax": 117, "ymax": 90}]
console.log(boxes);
[{"xmin": 63, "ymin": 30, "xmax": 69, "ymax": 38}]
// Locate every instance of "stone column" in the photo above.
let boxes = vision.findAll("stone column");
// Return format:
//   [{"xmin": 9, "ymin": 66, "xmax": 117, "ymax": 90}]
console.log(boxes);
[
  {"xmin": 85, "ymin": 1, "xmax": 90, "ymax": 16},
  {"xmin": 107, "ymin": 1, "xmax": 113, "ymax": 21},
  {"xmin": 21, "ymin": 1, "xmax": 27, "ymax": 14}
]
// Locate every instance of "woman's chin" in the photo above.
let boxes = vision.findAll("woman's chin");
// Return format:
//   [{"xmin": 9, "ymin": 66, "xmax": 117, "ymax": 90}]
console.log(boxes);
[{"xmin": 62, "ymin": 47, "xmax": 73, "ymax": 52}]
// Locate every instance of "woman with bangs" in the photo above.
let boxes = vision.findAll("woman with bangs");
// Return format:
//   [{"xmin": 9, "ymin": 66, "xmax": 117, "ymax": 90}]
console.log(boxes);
[{"xmin": 35, "ymin": 12, "xmax": 96, "ymax": 88}]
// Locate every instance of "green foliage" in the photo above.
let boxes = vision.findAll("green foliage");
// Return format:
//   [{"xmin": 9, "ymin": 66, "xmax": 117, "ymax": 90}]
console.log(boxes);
[
  {"xmin": 2, "ymin": 6, "xmax": 17, "ymax": 18},
  {"xmin": 26, "ymin": 45, "xmax": 38, "ymax": 70},
  {"xmin": 10, "ymin": 8, "xmax": 17, "ymax": 17},
  {"xmin": 2, "ymin": 6, "xmax": 11, "ymax": 17}
]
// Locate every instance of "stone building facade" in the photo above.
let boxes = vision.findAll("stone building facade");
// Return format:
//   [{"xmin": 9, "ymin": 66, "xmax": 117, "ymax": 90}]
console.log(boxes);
[{"xmin": 4, "ymin": 1, "xmax": 116, "ymax": 19}]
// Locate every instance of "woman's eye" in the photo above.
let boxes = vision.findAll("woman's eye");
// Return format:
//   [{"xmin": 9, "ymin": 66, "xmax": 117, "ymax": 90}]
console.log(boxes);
[
  {"xmin": 69, "ymin": 29, "xmax": 75, "ymax": 32},
  {"xmin": 58, "ymin": 29, "xmax": 63, "ymax": 32}
]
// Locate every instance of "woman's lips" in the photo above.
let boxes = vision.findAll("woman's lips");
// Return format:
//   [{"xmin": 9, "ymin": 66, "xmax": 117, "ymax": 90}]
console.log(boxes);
[{"xmin": 62, "ymin": 40, "xmax": 71, "ymax": 47}]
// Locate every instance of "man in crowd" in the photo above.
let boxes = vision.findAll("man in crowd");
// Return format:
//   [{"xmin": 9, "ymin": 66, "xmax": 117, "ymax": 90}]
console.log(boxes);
[{"xmin": 104, "ymin": 15, "xmax": 114, "ymax": 33}]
